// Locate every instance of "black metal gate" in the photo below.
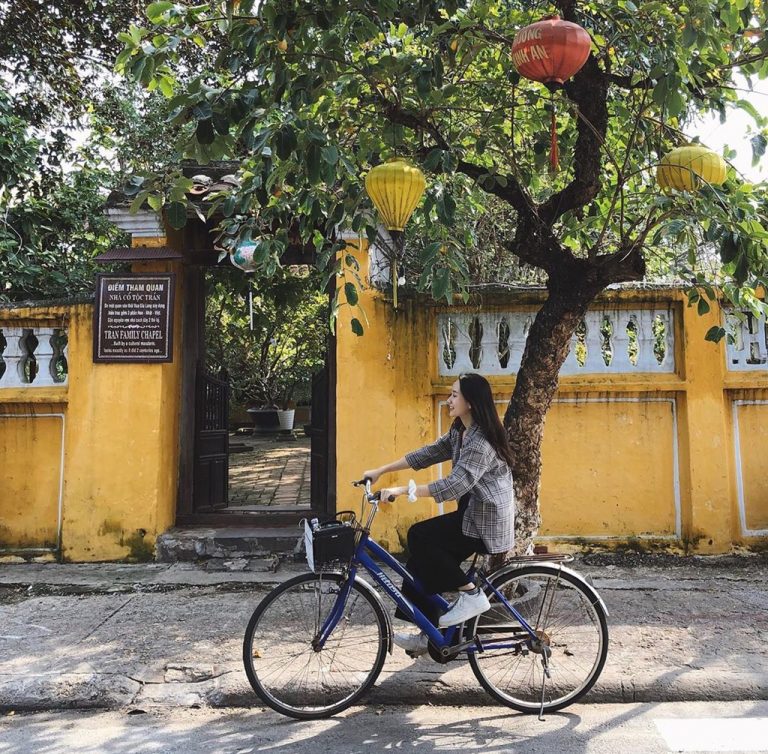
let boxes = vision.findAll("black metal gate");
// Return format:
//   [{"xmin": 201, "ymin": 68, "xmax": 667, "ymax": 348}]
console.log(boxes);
[
  {"xmin": 305, "ymin": 367, "xmax": 329, "ymax": 511},
  {"xmin": 193, "ymin": 367, "xmax": 229, "ymax": 512}
]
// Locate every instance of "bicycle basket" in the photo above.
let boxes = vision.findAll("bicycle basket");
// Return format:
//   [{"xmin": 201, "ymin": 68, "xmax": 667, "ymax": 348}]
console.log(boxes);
[{"xmin": 303, "ymin": 518, "xmax": 356, "ymax": 572}]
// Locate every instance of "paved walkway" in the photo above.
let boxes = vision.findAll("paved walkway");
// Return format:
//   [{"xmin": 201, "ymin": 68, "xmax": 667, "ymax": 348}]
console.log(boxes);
[
  {"xmin": 228, "ymin": 433, "xmax": 310, "ymax": 507},
  {"xmin": 0, "ymin": 555, "xmax": 766, "ymax": 711}
]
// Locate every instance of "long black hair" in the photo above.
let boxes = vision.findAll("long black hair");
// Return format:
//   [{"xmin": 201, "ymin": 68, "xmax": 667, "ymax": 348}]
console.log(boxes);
[{"xmin": 453, "ymin": 373, "xmax": 514, "ymax": 468}]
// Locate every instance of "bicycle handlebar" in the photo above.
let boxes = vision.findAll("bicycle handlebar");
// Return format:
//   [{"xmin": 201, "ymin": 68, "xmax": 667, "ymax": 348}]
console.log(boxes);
[{"xmin": 352, "ymin": 479, "xmax": 395, "ymax": 502}]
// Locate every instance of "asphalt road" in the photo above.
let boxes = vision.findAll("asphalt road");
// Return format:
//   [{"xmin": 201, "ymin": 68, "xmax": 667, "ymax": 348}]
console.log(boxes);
[{"xmin": 1, "ymin": 701, "xmax": 768, "ymax": 754}]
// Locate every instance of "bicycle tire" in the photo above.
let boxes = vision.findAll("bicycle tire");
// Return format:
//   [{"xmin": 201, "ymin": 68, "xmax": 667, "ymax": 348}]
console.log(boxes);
[
  {"xmin": 243, "ymin": 571, "xmax": 389, "ymax": 719},
  {"xmin": 468, "ymin": 564, "xmax": 608, "ymax": 714}
]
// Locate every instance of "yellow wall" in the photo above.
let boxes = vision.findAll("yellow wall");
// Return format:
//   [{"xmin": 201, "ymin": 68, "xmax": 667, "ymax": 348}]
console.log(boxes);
[
  {"xmin": 0, "ymin": 409, "xmax": 63, "ymax": 551},
  {"xmin": 0, "ymin": 258, "xmax": 184, "ymax": 561},
  {"xmin": 336, "ymin": 242, "xmax": 768, "ymax": 554},
  {"xmin": 730, "ymin": 391, "xmax": 768, "ymax": 534},
  {"xmin": 4, "ymin": 238, "xmax": 766, "ymax": 560},
  {"xmin": 539, "ymin": 397, "xmax": 679, "ymax": 539},
  {"xmin": 335, "ymin": 242, "xmax": 444, "ymax": 555}
]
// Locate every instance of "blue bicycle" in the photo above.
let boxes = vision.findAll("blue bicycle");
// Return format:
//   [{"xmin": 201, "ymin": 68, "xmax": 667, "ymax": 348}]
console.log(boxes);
[{"xmin": 243, "ymin": 481, "xmax": 609, "ymax": 719}]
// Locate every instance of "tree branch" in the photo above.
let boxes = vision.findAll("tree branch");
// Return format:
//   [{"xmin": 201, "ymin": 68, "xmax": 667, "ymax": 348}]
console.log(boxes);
[
  {"xmin": 375, "ymin": 96, "xmax": 531, "ymax": 214},
  {"xmin": 538, "ymin": 54, "xmax": 609, "ymax": 225},
  {"xmin": 505, "ymin": 215, "xmax": 580, "ymax": 278}
]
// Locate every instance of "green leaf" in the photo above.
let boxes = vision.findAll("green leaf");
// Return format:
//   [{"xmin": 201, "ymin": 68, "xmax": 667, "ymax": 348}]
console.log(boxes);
[
  {"xmin": 129, "ymin": 191, "xmax": 149, "ymax": 214},
  {"xmin": 344, "ymin": 281, "xmax": 359, "ymax": 306},
  {"xmin": 166, "ymin": 201, "xmax": 187, "ymax": 229},
  {"xmin": 196, "ymin": 118, "xmax": 215, "ymax": 145},
  {"xmin": 212, "ymin": 111, "xmax": 230, "ymax": 135},
  {"xmin": 222, "ymin": 195, "xmax": 236, "ymax": 217},
  {"xmin": 751, "ymin": 134, "xmax": 767, "ymax": 166},
  {"xmin": 130, "ymin": 56, "xmax": 147, "ymax": 83},
  {"xmin": 666, "ymin": 89, "xmax": 684, "ymax": 118},
  {"xmin": 114, "ymin": 49, "xmax": 132, "ymax": 70},
  {"xmin": 424, "ymin": 148, "xmax": 443, "ymax": 171},
  {"xmin": 734, "ymin": 252, "xmax": 749, "ymax": 285},
  {"xmin": 146, "ymin": 1, "xmax": 173, "ymax": 21},
  {"xmin": 415, "ymin": 69, "xmax": 432, "ymax": 98},
  {"xmin": 652, "ymin": 77, "xmax": 667, "ymax": 108},
  {"xmin": 720, "ymin": 234, "xmax": 739, "ymax": 264},
  {"xmin": 432, "ymin": 267, "xmax": 451, "ymax": 302},
  {"xmin": 432, "ymin": 54, "xmax": 444, "ymax": 87},
  {"xmin": 192, "ymin": 101, "xmax": 213, "ymax": 120},
  {"xmin": 350, "ymin": 318, "xmax": 364, "ymax": 336},
  {"xmin": 736, "ymin": 99, "xmax": 762, "ymax": 123},
  {"xmin": 441, "ymin": 194, "xmax": 456, "ymax": 225},
  {"xmin": 274, "ymin": 124, "xmax": 297, "ymax": 159},
  {"xmin": 321, "ymin": 145, "xmax": 339, "ymax": 166},
  {"xmin": 697, "ymin": 297, "xmax": 710, "ymax": 315},
  {"xmin": 158, "ymin": 76, "xmax": 175, "ymax": 98},
  {"xmin": 681, "ymin": 20, "xmax": 697, "ymax": 48},
  {"xmin": 705, "ymin": 326, "xmax": 726, "ymax": 343},
  {"xmin": 306, "ymin": 141, "xmax": 322, "ymax": 183}
]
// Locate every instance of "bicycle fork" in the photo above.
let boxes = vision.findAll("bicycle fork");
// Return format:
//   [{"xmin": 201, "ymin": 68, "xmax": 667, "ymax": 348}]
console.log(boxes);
[{"xmin": 311, "ymin": 572, "xmax": 355, "ymax": 651}]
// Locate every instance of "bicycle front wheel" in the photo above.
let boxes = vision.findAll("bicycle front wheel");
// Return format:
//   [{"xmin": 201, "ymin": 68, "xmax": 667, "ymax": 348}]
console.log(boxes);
[
  {"xmin": 468, "ymin": 565, "xmax": 608, "ymax": 714},
  {"xmin": 243, "ymin": 571, "xmax": 389, "ymax": 719}
]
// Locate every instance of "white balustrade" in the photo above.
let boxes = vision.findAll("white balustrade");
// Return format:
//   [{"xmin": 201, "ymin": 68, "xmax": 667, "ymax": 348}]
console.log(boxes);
[
  {"xmin": 0, "ymin": 326, "xmax": 68, "ymax": 387},
  {"xmin": 725, "ymin": 309, "xmax": 768, "ymax": 370},
  {"xmin": 438, "ymin": 307, "xmax": 675, "ymax": 376}
]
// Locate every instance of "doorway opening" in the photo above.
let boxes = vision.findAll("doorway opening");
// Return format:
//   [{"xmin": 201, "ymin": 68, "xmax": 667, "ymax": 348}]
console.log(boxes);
[{"xmin": 181, "ymin": 261, "xmax": 335, "ymax": 526}]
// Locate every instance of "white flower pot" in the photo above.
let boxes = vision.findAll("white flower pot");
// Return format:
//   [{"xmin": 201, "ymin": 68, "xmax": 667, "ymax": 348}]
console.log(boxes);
[{"xmin": 277, "ymin": 409, "xmax": 295, "ymax": 431}]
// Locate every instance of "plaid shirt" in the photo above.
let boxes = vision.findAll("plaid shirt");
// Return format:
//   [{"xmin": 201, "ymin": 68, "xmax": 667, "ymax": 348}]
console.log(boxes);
[{"xmin": 405, "ymin": 423, "xmax": 515, "ymax": 554}]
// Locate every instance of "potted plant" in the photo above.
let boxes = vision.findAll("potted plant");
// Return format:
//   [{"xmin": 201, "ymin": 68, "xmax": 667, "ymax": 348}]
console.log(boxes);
[{"xmin": 205, "ymin": 269, "xmax": 328, "ymax": 434}]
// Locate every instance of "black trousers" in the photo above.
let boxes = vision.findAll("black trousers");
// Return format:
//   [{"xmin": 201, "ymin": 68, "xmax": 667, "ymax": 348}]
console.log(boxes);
[{"xmin": 396, "ymin": 498, "xmax": 487, "ymax": 626}]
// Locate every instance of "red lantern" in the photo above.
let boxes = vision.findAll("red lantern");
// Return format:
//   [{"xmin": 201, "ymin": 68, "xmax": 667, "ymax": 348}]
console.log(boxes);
[
  {"xmin": 512, "ymin": 15, "xmax": 592, "ymax": 86},
  {"xmin": 511, "ymin": 15, "xmax": 592, "ymax": 171}
]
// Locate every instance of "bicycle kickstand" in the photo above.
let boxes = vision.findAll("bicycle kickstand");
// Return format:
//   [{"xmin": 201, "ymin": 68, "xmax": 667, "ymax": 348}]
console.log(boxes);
[{"xmin": 538, "ymin": 653, "xmax": 552, "ymax": 722}]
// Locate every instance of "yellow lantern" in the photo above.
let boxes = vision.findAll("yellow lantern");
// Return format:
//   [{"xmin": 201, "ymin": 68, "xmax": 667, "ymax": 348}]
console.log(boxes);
[
  {"xmin": 657, "ymin": 145, "xmax": 727, "ymax": 192},
  {"xmin": 364, "ymin": 158, "xmax": 427, "ymax": 308},
  {"xmin": 364, "ymin": 157, "xmax": 426, "ymax": 231}
]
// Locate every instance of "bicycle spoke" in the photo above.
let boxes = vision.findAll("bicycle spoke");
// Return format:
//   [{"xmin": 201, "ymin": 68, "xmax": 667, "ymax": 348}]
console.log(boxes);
[
  {"xmin": 469, "ymin": 568, "xmax": 608, "ymax": 713},
  {"xmin": 244, "ymin": 572, "xmax": 387, "ymax": 718}
]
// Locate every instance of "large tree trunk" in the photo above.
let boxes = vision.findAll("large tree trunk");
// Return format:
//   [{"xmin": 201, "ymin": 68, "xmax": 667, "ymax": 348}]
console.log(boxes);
[{"xmin": 501, "ymin": 269, "xmax": 606, "ymax": 557}]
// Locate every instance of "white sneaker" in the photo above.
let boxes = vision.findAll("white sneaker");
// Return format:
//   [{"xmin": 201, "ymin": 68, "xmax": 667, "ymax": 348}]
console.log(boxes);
[
  {"xmin": 393, "ymin": 630, "xmax": 430, "ymax": 657},
  {"xmin": 438, "ymin": 589, "xmax": 491, "ymax": 627}
]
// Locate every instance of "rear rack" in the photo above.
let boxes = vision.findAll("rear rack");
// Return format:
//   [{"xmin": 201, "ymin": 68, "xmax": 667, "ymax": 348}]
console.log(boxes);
[{"xmin": 501, "ymin": 553, "xmax": 574, "ymax": 564}]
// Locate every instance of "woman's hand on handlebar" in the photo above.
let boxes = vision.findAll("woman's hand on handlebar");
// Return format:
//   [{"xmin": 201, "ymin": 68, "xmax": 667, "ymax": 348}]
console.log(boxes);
[
  {"xmin": 361, "ymin": 468, "xmax": 382, "ymax": 484},
  {"xmin": 379, "ymin": 487, "xmax": 404, "ymax": 503}
]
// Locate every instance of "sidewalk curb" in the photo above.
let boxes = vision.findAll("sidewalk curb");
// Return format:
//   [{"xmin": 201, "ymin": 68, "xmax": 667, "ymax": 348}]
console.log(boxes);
[{"xmin": 3, "ymin": 672, "xmax": 768, "ymax": 712}]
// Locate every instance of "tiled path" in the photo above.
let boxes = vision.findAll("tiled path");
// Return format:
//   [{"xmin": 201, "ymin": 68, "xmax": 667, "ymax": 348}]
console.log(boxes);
[{"xmin": 228, "ymin": 433, "xmax": 310, "ymax": 508}]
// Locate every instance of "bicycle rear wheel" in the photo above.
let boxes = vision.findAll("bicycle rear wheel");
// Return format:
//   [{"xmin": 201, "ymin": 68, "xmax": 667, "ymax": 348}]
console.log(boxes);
[
  {"xmin": 468, "ymin": 565, "xmax": 608, "ymax": 714},
  {"xmin": 243, "ymin": 571, "xmax": 389, "ymax": 719}
]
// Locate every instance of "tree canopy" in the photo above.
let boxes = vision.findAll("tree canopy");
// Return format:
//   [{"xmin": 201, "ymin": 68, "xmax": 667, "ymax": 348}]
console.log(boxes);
[
  {"xmin": 0, "ymin": 81, "xmax": 190, "ymax": 303},
  {"xmin": 0, "ymin": 0, "xmax": 189, "ymax": 303},
  {"xmin": 0, "ymin": 0, "xmax": 144, "ymax": 125},
  {"xmin": 119, "ymin": 0, "xmax": 768, "ymax": 327},
  {"xmin": 0, "ymin": 91, "xmax": 127, "ymax": 302}
]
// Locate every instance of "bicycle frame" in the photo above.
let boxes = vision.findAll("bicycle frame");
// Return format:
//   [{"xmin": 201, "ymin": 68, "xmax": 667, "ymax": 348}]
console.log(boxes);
[{"xmin": 315, "ymin": 514, "xmax": 541, "ymax": 656}]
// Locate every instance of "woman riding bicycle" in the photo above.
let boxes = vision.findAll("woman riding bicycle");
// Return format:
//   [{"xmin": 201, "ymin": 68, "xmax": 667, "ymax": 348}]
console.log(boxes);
[{"xmin": 362, "ymin": 372, "xmax": 515, "ymax": 657}]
